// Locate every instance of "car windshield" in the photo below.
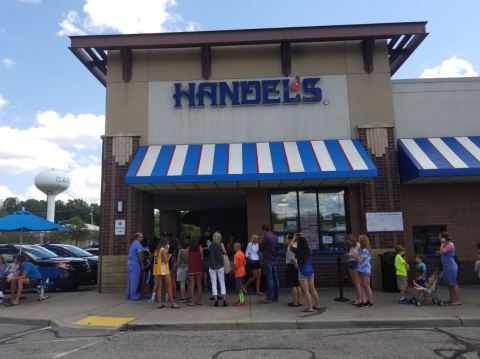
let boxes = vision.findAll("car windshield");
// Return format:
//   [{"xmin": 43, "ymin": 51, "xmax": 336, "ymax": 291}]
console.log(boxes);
[
  {"xmin": 22, "ymin": 246, "xmax": 59, "ymax": 260},
  {"xmin": 63, "ymin": 246, "xmax": 93, "ymax": 257}
]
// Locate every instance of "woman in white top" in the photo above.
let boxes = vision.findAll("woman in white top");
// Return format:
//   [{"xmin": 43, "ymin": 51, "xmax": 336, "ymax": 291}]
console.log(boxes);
[
  {"xmin": 243, "ymin": 234, "xmax": 263, "ymax": 295},
  {"xmin": 345, "ymin": 234, "xmax": 362, "ymax": 305}
]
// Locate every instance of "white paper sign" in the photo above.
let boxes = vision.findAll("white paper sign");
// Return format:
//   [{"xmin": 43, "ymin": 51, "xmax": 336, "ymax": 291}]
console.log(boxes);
[
  {"xmin": 114, "ymin": 219, "xmax": 126, "ymax": 236},
  {"xmin": 366, "ymin": 212, "xmax": 404, "ymax": 232}
]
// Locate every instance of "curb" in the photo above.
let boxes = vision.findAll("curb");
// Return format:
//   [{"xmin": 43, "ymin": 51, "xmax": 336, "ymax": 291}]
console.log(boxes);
[
  {"xmin": 124, "ymin": 316, "xmax": 477, "ymax": 332},
  {"xmin": 0, "ymin": 317, "xmax": 52, "ymax": 327}
]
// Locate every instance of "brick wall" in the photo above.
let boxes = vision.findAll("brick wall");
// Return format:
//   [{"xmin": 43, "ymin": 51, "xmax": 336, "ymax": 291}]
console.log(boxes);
[
  {"xmin": 402, "ymin": 183, "xmax": 480, "ymax": 283},
  {"xmin": 99, "ymin": 135, "xmax": 155, "ymax": 293},
  {"xmin": 246, "ymin": 189, "xmax": 270, "ymax": 239}
]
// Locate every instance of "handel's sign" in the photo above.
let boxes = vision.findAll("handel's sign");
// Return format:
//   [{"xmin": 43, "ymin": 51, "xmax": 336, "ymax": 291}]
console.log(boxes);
[{"xmin": 173, "ymin": 77, "xmax": 322, "ymax": 108}]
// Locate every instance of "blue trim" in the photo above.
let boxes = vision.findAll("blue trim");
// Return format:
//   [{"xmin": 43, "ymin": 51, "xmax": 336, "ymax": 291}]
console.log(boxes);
[
  {"xmin": 126, "ymin": 145, "xmax": 148, "ymax": 177},
  {"xmin": 269, "ymin": 142, "xmax": 288, "ymax": 173},
  {"xmin": 242, "ymin": 143, "xmax": 257, "ymax": 174},
  {"xmin": 182, "ymin": 144, "xmax": 201, "ymax": 175},
  {"xmin": 297, "ymin": 141, "xmax": 319, "ymax": 173},
  {"xmin": 325, "ymin": 140, "xmax": 350, "ymax": 171},
  {"xmin": 151, "ymin": 145, "xmax": 174, "ymax": 176},
  {"xmin": 415, "ymin": 138, "xmax": 452, "ymax": 169},
  {"xmin": 443, "ymin": 137, "xmax": 480, "ymax": 168},
  {"xmin": 212, "ymin": 143, "xmax": 227, "ymax": 175},
  {"xmin": 352, "ymin": 139, "xmax": 377, "ymax": 171}
]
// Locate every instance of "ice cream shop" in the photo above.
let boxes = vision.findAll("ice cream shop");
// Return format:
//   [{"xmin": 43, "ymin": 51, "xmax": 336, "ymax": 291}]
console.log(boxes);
[{"xmin": 69, "ymin": 21, "xmax": 480, "ymax": 292}]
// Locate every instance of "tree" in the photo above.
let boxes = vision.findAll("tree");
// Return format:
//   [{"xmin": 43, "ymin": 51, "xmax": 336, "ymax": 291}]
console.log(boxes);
[
  {"xmin": 1, "ymin": 197, "xmax": 21, "ymax": 214},
  {"xmin": 66, "ymin": 216, "xmax": 90, "ymax": 247}
]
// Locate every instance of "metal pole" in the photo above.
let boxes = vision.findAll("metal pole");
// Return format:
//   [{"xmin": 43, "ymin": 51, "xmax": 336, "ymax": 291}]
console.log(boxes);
[{"xmin": 334, "ymin": 255, "xmax": 349, "ymax": 302}]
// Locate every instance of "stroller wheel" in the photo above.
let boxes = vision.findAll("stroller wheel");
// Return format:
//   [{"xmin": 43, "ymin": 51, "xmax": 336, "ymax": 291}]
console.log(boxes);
[
  {"xmin": 416, "ymin": 301, "xmax": 422, "ymax": 306},
  {"xmin": 438, "ymin": 301, "xmax": 445, "ymax": 306},
  {"xmin": 410, "ymin": 298, "xmax": 416, "ymax": 304},
  {"xmin": 432, "ymin": 299, "xmax": 437, "ymax": 304}
]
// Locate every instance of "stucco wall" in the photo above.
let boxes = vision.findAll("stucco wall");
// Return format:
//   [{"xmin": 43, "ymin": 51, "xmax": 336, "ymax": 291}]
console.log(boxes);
[
  {"xmin": 393, "ymin": 77, "xmax": 480, "ymax": 139},
  {"xmin": 105, "ymin": 40, "xmax": 394, "ymax": 145}
]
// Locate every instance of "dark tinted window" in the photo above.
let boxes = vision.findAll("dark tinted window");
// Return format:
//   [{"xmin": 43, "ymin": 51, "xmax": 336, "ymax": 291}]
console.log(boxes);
[
  {"xmin": 46, "ymin": 246, "xmax": 71, "ymax": 257},
  {"xmin": 413, "ymin": 225, "xmax": 446, "ymax": 254}
]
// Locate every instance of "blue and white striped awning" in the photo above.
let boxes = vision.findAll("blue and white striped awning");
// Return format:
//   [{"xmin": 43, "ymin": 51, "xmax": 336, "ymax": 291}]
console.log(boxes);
[
  {"xmin": 398, "ymin": 136, "xmax": 480, "ymax": 183},
  {"xmin": 125, "ymin": 139, "xmax": 377, "ymax": 189}
]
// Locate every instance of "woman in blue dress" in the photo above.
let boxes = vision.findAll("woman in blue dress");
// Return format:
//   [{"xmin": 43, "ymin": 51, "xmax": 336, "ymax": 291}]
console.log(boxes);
[{"xmin": 439, "ymin": 232, "xmax": 461, "ymax": 305}]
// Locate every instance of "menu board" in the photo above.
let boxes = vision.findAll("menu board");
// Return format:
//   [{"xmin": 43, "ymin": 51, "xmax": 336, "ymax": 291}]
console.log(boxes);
[
  {"xmin": 299, "ymin": 209, "xmax": 319, "ymax": 249},
  {"xmin": 366, "ymin": 212, "xmax": 404, "ymax": 232}
]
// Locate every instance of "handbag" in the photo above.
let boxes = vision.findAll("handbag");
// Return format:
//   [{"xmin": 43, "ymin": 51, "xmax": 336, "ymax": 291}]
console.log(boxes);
[{"xmin": 223, "ymin": 254, "xmax": 231, "ymax": 274}]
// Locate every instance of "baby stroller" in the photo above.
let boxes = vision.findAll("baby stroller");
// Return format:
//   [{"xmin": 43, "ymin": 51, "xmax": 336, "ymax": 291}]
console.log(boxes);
[{"xmin": 410, "ymin": 270, "xmax": 445, "ymax": 306}]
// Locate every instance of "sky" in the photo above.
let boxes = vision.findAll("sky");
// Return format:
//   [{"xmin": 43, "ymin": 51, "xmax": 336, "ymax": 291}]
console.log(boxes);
[{"xmin": 0, "ymin": 0, "xmax": 479, "ymax": 204}]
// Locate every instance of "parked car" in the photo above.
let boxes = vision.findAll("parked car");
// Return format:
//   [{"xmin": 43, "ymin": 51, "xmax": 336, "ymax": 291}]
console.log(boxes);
[
  {"xmin": 41, "ymin": 244, "xmax": 98, "ymax": 284},
  {"xmin": 83, "ymin": 247, "xmax": 99, "ymax": 256},
  {"xmin": 0, "ymin": 244, "xmax": 92, "ymax": 291}
]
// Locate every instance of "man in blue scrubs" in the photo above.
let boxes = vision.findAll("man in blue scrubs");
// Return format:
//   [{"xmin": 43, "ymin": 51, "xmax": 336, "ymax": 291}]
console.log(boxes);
[
  {"xmin": 7, "ymin": 254, "xmax": 41, "ymax": 306},
  {"xmin": 126, "ymin": 232, "xmax": 145, "ymax": 300}
]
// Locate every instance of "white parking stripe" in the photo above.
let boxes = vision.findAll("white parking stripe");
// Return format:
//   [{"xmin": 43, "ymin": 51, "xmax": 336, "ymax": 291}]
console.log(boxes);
[
  {"xmin": 310, "ymin": 141, "xmax": 336, "ymax": 171},
  {"xmin": 338, "ymin": 140, "xmax": 368, "ymax": 170},
  {"xmin": 167, "ymin": 145, "xmax": 188, "ymax": 176},
  {"xmin": 283, "ymin": 142, "xmax": 304, "ymax": 172},
  {"xmin": 136, "ymin": 146, "xmax": 161, "ymax": 176},
  {"xmin": 400, "ymin": 139, "xmax": 437, "ymax": 170},
  {"xmin": 228, "ymin": 143, "xmax": 243, "ymax": 174},
  {"xmin": 456, "ymin": 137, "xmax": 480, "ymax": 162},
  {"xmin": 197, "ymin": 144, "xmax": 215, "ymax": 175},
  {"xmin": 429, "ymin": 138, "xmax": 468, "ymax": 168}
]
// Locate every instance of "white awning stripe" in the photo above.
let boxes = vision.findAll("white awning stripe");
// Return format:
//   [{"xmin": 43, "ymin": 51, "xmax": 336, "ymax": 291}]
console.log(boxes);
[
  {"xmin": 338, "ymin": 139, "xmax": 368, "ymax": 170},
  {"xmin": 400, "ymin": 139, "xmax": 437, "ymax": 170},
  {"xmin": 228, "ymin": 143, "xmax": 243, "ymax": 174},
  {"xmin": 136, "ymin": 146, "xmax": 161, "ymax": 176},
  {"xmin": 310, "ymin": 141, "xmax": 336, "ymax": 171},
  {"xmin": 429, "ymin": 138, "xmax": 468, "ymax": 168},
  {"xmin": 256, "ymin": 142, "xmax": 274, "ymax": 174},
  {"xmin": 197, "ymin": 144, "xmax": 215, "ymax": 175},
  {"xmin": 283, "ymin": 142, "xmax": 305, "ymax": 172},
  {"xmin": 167, "ymin": 145, "xmax": 188, "ymax": 176},
  {"xmin": 456, "ymin": 137, "xmax": 480, "ymax": 162}
]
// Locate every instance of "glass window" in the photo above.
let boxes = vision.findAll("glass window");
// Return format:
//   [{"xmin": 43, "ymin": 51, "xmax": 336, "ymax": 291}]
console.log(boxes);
[
  {"xmin": 318, "ymin": 190, "xmax": 347, "ymax": 250},
  {"xmin": 270, "ymin": 191, "xmax": 298, "ymax": 234},
  {"xmin": 298, "ymin": 191, "xmax": 319, "ymax": 250},
  {"xmin": 413, "ymin": 225, "xmax": 446, "ymax": 254}
]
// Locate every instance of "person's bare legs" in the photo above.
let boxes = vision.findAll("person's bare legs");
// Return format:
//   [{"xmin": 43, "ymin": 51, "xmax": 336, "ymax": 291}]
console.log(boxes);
[
  {"xmin": 308, "ymin": 278, "xmax": 320, "ymax": 308},
  {"xmin": 196, "ymin": 274, "xmax": 203, "ymax": 304},
  {"xmin": 361, "ymin": 276, "xmax": 373, "ymax": 303},
  {"xmin": 447, "ymin": 286, "xmax": 455, "ymax": 303},
  {"xmin": 452, "ymin": 285, "xmax": 461, "ymax": 305},
  {"xmin": 188, "ymin": 275, "xmax": 195, "ymax": 305},
  {"xmin": 10, "ymin": 279, "xmax": 18, "ymax": 302},
  {"xmin": 12, "ymin": 278, "xmax": 27, "ymax": 304},
  {"xmin": 156, "ymin": 276, "xmax": 164, "ymax": 306},
  {"xmin": 164, "ymin": 275, "xmax": 176, "ymax": 306},
  {"xmin": 350, "ymin": 269, "xmax": 361, "ymax": 303},
  {"xmin": 256, "ymin": 269, "xmax": 262, "ymax": 294},
  {"xmin": 299, "ymin": 280, "xmax": 312, "ymax": 311}
]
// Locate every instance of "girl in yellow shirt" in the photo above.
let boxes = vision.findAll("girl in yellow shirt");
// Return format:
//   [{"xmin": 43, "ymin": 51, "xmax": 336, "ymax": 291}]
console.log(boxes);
[{"xmin": 154, "ymin": 238, "xmax": 179, "ymax": 309}]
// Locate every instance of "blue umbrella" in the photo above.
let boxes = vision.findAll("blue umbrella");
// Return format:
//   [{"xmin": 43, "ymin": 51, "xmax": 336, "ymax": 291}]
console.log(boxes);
[{"xmin": 0, "ymin": 208, "xmax": 66, "ymax": 251}]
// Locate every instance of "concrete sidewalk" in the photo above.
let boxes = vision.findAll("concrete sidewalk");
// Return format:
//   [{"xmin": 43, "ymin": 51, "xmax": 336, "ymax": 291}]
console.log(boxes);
[{"xmin": 0, "ymin": 285, "xmax": 479, "ymax": 330}]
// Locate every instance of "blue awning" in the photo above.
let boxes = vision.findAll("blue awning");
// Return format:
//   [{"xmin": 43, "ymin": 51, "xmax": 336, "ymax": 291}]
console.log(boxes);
[
  {"xmin": 398, "ymin": 136, "xmax": 480, "ymax": 183},
  {"xmin": 126, "ymin": 139, "xmax": 377, "ymax": 189}
]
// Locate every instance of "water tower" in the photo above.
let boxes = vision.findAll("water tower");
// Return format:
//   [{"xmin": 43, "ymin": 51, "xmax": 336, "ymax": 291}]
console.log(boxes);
[{"xmin": 35, "ymin": 169, "xmax": 71, "ymax": 222}]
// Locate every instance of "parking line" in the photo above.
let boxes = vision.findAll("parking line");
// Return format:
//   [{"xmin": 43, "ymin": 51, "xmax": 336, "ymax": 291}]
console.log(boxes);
[
  {"xmin": 53, "ymin": 339, "xmax": 105, "ymax": 358},
  {"xmin": 0, "ymin": 326, "xmax": 51, "ymax": 344}
]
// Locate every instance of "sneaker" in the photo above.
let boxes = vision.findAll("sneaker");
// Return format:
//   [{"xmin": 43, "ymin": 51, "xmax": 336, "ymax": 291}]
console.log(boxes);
[
  {"xmin": 179, "ymin": 298, "xmax": 187, "ymax": 303},
  {"xmin": 399, "ymin": 298, "xmax": 409, "ymax": 304}
]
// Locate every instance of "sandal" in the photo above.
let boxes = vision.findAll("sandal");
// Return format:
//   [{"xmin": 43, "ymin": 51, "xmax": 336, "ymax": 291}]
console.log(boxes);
[
  {"xmin": 287, "ymin": 302, "xmax": 297, "ymax": 307},
  {"xmin": 171, "ymin": 304, "xmax": 180, "ymax": 309},
  {"xmin": 157, "ymin": 304, "xmax": 166, "ymax": 309},
  {"xmin": 302, "ymin": 308, "xmax": 315, "ymax": 313},
  {"xmin": 313, "ymin": 306, "xmax": 321, "ymax": 310},
  {"xmin": 187, "ymin": 302, "xmax": 195, "ymax": 306}
]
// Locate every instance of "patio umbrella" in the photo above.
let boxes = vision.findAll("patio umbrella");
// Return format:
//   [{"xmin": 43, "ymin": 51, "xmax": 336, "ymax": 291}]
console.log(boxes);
[{"xmin": 0, "ymin": 208, "xmax": 66, "ymax": 251}]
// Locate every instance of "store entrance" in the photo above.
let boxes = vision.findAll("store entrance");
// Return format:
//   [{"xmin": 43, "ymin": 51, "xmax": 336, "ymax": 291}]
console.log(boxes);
[{"xmin": 154, "ymin": 189, "xmax": 247, "ymax": 252}]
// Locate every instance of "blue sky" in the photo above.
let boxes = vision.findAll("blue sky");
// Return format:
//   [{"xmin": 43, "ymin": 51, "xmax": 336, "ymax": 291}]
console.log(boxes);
[{"xmin": 0, "ymin": 0, "xmax": 479, "ymax": 203}]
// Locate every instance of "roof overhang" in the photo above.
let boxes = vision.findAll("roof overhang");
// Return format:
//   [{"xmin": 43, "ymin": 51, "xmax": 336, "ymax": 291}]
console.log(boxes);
[{"xmin": 69, "ymin": 21, "xmax": 428, "ymax": 86}]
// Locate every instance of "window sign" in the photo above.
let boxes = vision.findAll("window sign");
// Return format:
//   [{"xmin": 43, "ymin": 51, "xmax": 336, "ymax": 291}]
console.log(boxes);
[{"xmin": 366, "ymin": 212, "xmax": 404, "ymax": 232}]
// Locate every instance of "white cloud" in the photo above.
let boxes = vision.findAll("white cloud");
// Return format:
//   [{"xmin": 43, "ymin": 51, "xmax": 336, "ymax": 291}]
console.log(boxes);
[
  {"xmin": 58, "ymin": 0, "xmax": 197, "ymax": 36},
  {"xmin": 0, "ymin": 186, "xmax": 21, "ymax": 204},
  {"xmin": 420, "ymin": 55, "xmax": 479, "ymax": 78},
  {"xmin": 0, "ymin": 94, "xmax": 8, "ymax": 109},
  {"xmin": 18, "ymin": 0, "xmax": 41, "ymax": 4},
  {"xmin": 0, "ymin": 110, "xmax": 104, "ymax": 175},
  {"xmin": 2, "ymin": 58, "xmax": 17, "ymax": 68}
]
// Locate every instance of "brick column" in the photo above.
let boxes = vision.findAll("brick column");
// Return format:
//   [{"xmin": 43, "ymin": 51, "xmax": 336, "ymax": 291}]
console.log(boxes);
[
  {"xmin": 99, "ymin": 135, "xmax": 154, "ymax": 293},
  {"xmin": 357, "ymin": 125, "xmax": 404, "ymax": 250},
  {"xmin": 246, "ymin": 189, "xmax": 270, "ymax": 239}
]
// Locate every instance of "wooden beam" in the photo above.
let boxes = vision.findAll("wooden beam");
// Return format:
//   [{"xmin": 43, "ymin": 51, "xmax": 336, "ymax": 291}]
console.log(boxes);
[
  {"xmin": 362, "ymin": 39, "xmax": 375, "ymax": 74},
  {"xmin": 120, "ymin": 48, "xmax": 133, "ymax": 82},
  {"xmin": 201, "ymin": 45, "xmax": 211, "ymax": 80},
  {"xmin": 280, "ymin": 41, "xmax": 291, "ymax": 77},
  {"xmin": 69, "ymin": 48, "xmax": 106, "ymax": 86}
]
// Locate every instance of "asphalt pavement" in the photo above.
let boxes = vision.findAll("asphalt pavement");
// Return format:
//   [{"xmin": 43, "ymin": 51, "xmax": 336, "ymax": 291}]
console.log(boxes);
[{"xmin": 1, "ymin": 323, "xmax": 480, "ymax": 358}]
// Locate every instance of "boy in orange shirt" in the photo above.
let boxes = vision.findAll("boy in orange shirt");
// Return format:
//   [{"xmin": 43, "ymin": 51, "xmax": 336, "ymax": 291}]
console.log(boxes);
[{"xmin": 233, "ymin": 242, "xmax": 246, "ymax": 306}]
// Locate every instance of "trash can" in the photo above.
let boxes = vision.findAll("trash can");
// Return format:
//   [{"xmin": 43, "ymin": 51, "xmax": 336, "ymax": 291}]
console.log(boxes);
[{"xmin": 379, "ymin": 252, "xmax": 399, "ymax": 292}]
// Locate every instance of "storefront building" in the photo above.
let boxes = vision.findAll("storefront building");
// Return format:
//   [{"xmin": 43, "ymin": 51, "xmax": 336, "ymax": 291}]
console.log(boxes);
[{"xmin": 69, "ymin": 22, "xmax": 480, "ymax": 293}]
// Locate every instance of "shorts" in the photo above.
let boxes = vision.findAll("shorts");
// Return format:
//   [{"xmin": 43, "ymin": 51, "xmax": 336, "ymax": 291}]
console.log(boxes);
[
  {"xmin": 416, "ymin": 279, "xmax": 426, "ymax": 287},
  {"xmin": 397, "ymin": 276, "xmax": 408, "ymax": 290},
  {"xmin": 286, "ymin": 264, "xmax": 300, "ymax": 287},
  {"xmin": 176, "ymin": 266, "xmax": 187, "ymax": 282},
  {"xmin": 235, "ymin": 276, "xmax": 244, "ymax": 291},
  {"xmin": 249, "ymin": 260, "xmax": 261, "ymax": 270},
  {"xmin": 29, "ymin": 278, "xmax": 41, "ymax": 287},
  {"xmin": 298, "ymin": 270, "xmax": 314, "ymax": 281},
  {"xmin": 358, "ymin": 271, "xmax": 371, "ymax": 277},
  {"xmin": 348, "ymin": 261, "xmax": 358, "ymax": 270}
]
